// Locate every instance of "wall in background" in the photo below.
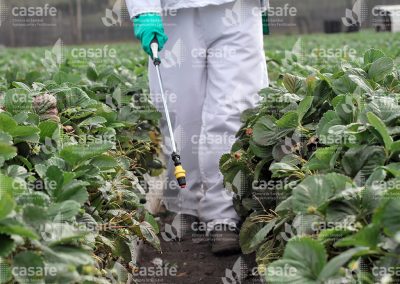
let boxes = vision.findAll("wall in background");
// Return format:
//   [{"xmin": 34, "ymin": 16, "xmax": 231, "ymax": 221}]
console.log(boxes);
[{"xmin": 0, "ymin": 0, "xmax": 398, "ymax": 47}]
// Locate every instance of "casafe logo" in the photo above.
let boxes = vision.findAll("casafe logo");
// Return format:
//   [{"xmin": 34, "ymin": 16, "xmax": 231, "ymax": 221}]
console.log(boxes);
[
  {"xmin": 160, "ymin": 213, "xmax": 185, "ymax": 241},
  {"xmin": 279, "ymin": 223, "xmax": 297, "ymax": 242},
  {"xmin": 0, "ymin": 0, "xmax": 8, "ymax": 27},
  {"xmin": 102, "ymin": 0, "xmax": 123, "ymax": 27},
  {"xmin": 222, "ymin": 0, "xmax": 245, "ymax": 27},
  {"xmin": 342, "ymin": 0, "xmax": 369, "ymax": 27},
  {"xmin": 11, "ymin": 4, "xmax": 57, "ymax": 17},
  {"xmin": 223, "ymin": 170, "xmax": 250, "ymax": 201},
  {"xmin": 42, "ymin": 38, "xmax": 64, "ymax": 71},
  {"xmin": 283, "ymin": 37, "xmax": 305, "ymax": 66},
  {"xmin": 221, "ymin": 256, "xmax": 247, "ymax": 284},
  {"xmin": 162, "ymin": 39, "xmax": 186, "ymax": 68}
]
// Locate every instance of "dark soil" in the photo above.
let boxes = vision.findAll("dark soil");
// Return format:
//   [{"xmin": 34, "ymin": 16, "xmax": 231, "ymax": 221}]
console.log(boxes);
[{"xmin": 134, "ymin": 212, "xmax": 263, "ymax": 284}]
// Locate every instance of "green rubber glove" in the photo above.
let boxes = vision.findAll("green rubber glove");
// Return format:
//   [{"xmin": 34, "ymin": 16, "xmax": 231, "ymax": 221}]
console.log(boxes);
[
  {"xmin": 133, "ymin": 13, "xmax": 168, "ymax": 58},
  {"xmin": 262, "ymin": 13, "xmax": 270, "ymax": 35}
]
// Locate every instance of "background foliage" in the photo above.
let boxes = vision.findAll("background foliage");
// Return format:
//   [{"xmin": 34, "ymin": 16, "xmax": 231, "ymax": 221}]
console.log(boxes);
[
  {"xmin": 221, "ymin": 31, "xmax": 400, "ymax": 283},
  {"xmin": 0, "ymin": 43, "xmax": 162, "ymax": 283}
]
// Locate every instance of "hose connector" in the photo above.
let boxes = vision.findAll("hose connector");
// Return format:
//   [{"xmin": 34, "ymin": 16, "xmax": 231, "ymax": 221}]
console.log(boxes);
[
  {"xmin": 172, "ymin": 152, "xmax": 186, "ymax": 188},
  {"xmin": 150, "ymin": 37, "xmax": 161, "ymax": 66}
]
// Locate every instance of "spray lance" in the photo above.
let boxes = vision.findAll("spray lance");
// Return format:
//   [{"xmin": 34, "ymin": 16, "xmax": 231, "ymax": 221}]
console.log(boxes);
[{"xmin": 150, "ymin": 37, "xmax": 187, "ymax": 189}]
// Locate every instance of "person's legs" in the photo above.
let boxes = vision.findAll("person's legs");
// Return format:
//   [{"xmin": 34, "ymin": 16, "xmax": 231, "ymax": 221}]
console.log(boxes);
[
  {"xmin": 148, "ymin": 8, "xmax": 207, "ymax": 217},
  {"xmin": 198, "ymin": 0, "xmax": 269, "ymax": 227}
]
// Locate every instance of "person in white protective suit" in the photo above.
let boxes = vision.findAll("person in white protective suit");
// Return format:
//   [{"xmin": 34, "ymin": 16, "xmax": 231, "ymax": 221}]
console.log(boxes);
[{"xmin": 125, "ymin": 0, "xmax": 269, "ymax": 254}]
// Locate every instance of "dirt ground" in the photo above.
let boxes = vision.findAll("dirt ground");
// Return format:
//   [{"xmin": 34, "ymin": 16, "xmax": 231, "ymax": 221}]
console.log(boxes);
[{"xmin": 133, "ymin": 213, "xmax": 263, "ymax": 284}]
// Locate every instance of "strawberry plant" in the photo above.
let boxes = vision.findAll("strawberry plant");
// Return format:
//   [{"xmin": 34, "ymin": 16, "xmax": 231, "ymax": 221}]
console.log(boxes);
[
  {"xmin": 221, "ymin": 48, "xmax": 400, "ymax": 283},
  {"xmin": 0, "ymin": 45, "xmax": 162, "ymax": 283}
]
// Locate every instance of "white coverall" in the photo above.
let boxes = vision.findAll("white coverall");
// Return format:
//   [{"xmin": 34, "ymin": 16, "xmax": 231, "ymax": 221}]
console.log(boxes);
[{"xmin": 126, "ymin": 0, "xmax": 269, "ymax": 227}]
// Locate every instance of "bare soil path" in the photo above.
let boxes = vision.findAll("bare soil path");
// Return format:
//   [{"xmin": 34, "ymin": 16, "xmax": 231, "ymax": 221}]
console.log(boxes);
[{"xmin": 134, "ymin": 213, "xmax": 263, "ymax": 284}]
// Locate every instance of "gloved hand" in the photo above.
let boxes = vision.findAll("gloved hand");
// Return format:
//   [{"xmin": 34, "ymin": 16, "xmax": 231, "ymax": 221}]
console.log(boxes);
[{"xmin": 133, "ymin": 13, "xmax": 168, "ymax": 58}]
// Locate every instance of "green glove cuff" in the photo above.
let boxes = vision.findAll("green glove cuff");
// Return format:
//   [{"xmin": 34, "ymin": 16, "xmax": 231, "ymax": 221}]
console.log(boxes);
[
  {"xmin": 133, "ymin": 13, "xmax": 168, "ymax": 57},
  {"xmin": 262, "ymin": 13, "xmax": 270, "ymax": 35}
]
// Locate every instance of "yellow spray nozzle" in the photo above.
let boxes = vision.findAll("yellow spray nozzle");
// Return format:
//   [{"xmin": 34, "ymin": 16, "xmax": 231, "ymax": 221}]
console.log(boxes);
[
  {"xmin": 174, "ymin": 165, "xmax": 186, "ymax": 188},
  {"xmin": 172, "ymin": 152, "xmax": 186, "ymax": 189}
]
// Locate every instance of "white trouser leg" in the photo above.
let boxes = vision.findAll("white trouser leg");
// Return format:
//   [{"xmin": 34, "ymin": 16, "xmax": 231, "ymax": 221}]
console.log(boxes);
[
  {"xmin": 148, "ymin": 0, "xmax": 268, "ymax": 222},
  {"xmin": 148, "ymin": 8, "xmax": 207, "ymax": 217},
  {"xmin": 197, "ymin": 0, "xmax": 269, "ymax": 225}
]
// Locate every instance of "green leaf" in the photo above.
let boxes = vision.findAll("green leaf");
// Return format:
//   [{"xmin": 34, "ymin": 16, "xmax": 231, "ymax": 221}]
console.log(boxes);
[
  {"xmin": 335, "ymin": 224, "xmax": 380, "ymax": 249},
  {"xmin": 332, "ymin": 75, "xmax": 356, "ymax": 94},
  {"xmin": 334, "ymin": 95, "xmax": 356, "ymax": 124},
  {"xmin": 113, "ymin": 237, "xmax": 132, "ymax": 262},
  {"xmin": 42, "ymin": 245, "xmax": 93, "ymax": 266},
  {"xmin": 318, "ymin": 248, "xmax": 366, "ymax": 281},
  {"xmin": 390, "ymin": 141, "xmax": 400, "ymax": 155},
  {"xmin": 341, "ymin": 145, "xmax": 386, "ymax": 178},
  {"xmin": 4, "ymin": 88, "xmax": 33, "ymax": 114},
  {"xmin": 79, "ymin": 116, "xmax": 107, "ymax": 127},
  {"xmin": 367, "ymin": 112, "xmax": 393, "ymax": 150},
  {"xmin": 292, "ymin": 174, "xmax": 352, "ymax": 214},
  {"xmin": 363, "ymin": 49, "xmax": 385, "ymax": 65},
  {"xmin": 0, "ymin": 194, "xmax": 15, "ymax": 220},
  {"xmin": 47, "ymin": 200, "xmax": 81, "ymax": 221},
  {"xmin": 44, "ymin": 165, "xmax": 64, "ymax": 197},
  {"xmin": 240, "ymin": 218, "xmax": 276, "ymax": 254},
  {"xmin": 266, "ymin": 237, "xmax": 327, "ymax": 283},
  {"xmin": 12, "ymin": 251, "xmax": 45, "ymax": 284},
  {"xmin": 348, "ymin": 74, "xmax": 373, "ymax": 94},
  {"xmin": 22, "ymin": 205, "xmax": 49, "ymax": 225},
  {"xmin": 304, "ymin": 146, "xmax": 338, "ymax": 171},
  {"xmin": 139, "ymin": 221, "xmax": 160, "ymax": 251},
  {"xmin": 297, "ymin": 96, "xmax": 313, "ymax": 123},
  {"xmin": 276, "ymin": 112, "xmax": 299, "ymax": 129},
  {"xmin": 55, "ymin": 178, "xmax": 89, "ymax": 204},
  {"xmin": 373, "ymin": 190, "xmax": 400, "ymax": 236},
  {"xmin": 144, "ymin": 212, "xmax": 159, "ymax": 234},
  {"xmin": 38, "ymin": 120, "xmax": 59, "ymax": 142},
  {"xmin": 87, "ymin": 63, "xmax": 99, "ymax": 81},
  {"xmin": 59, "ymin": 142, "xmax": 114, "ymax": 166},
  {"xmin": 0, "ymin": 143, "xmax": 17, "ymax": 167},
  {"xmin": 252, "ymin": 116, "xmax": 291, "ymax": 146},
  {"xmin": 0, "ymin": 174, "xmax": 26, "ymax": 197},
  {"xmin": 0, "ymin": 219, "xmax": 38, "ymax": 239},
  {"xmin": 0, "ymin": 234, "xmax": 15, "ymax": 257},
  {"xmin": 368, "ymin": 57, "xmax": 394, "ymax": 82},
  {"xmin": 0, "ymin": 258, "xmax": 12, "ymax": 284},
  {"xmin": 90, "ymin": 155, "xmax": 119, "ymax": 170},
  {"xmin": 366, "ymin": 97, "xmax": 400, "ymax": 125},
  {"xmin": 283, "ymin": 73, "xmax": 303, "ymax": 93}
]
